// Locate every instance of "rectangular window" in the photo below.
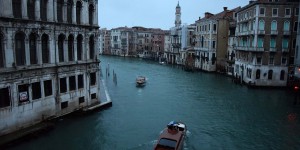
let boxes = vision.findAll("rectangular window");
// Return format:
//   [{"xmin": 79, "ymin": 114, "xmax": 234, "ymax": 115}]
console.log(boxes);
[
  {"xmin": 282, "ymin": 57, "xmax": 287, "ymax": 65},
  {"xmin": 269, "ymin": 55, "xmax": 274, "ymax": 65},
  {"xmin": 258, "ymin": 37, "xmax": 264, "ymax": 48},
  {"xmin": 44, "ymin": 80, "xmax": 52, "ymax": 97},
  {"xmin": 91, "ymin": 93, "xmax": 97, "ymax": 99},
  {"xmin": 61, "ymin": 101, "xmax": 68, "ymax": 109},
  {"xmin": 285, "ymin": 8, "xmax": 291, "ymax": 17},
  {"xmin": 294, "ymin": 21, "xmax": 298, "ymax": 32},
  {"xmin": 272, "ymin": 8, "xmax": 278, "ymax": 17},
  {"xmin": 212, "ymin": 41, "xmax": 216, "ymax": 49},
  {"xmin": 78, "ymin": 75, "xmax": 84, "ymax": 89},
  {"xmin": 79, "ymin": 97, "xmax": 85, "ymax": 104},
  {"xmin": 18, "ymin": 84, "xmax": 29, "ymax": 103},
  {"xmin": 213, "ymin": 24, "xmax": 217, "ymax": 31},
  {"xmin": 32, "ymin": 82, "xmax": 41, "ymax": 100},
  {"xmin": 60, "ymin": 78, "xmax": 67, "ymax": 93},
  {"xmin": 296, "ymin": 8, "xmax": 299, "ymax": 16},
  {"xmin": 257, "ymin": 57, "xmax": 262, "ymax": 65},
  {"xmin": 270, "ymin": 38, "xmax": 276, "ymax": 48},
  {"xmin": 90, "ymin": 72, "xmax": 96, "ymax": 86},
  {"xmin": 282, "ymin": 38, "xmax": 289, "ymax": 49},
  {"xmin": 259, "ymin": 7, "xmax": 265, "ymax": 15},
  {"xmin": 69, "ymin": 76, "xmax": 76, "ymax": 91},
  {"xmin": 0, "ymin": 87, "xmax": 10, "ymax": 108}
]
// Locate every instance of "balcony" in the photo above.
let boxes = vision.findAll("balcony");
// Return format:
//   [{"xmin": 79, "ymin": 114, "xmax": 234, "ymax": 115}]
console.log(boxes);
[
  {"xmin": 257, "ymin": 30, "xmax": 265, "ymax": 35},
  {"xmin": 282, "ymin": 48, "xmax": 289, "ymax": 52},
  {"xmin": 283, "ymin": 31, "xmax": 290, "ymax": 35},
  {"xmin": 270, "ymin": 30, "xmax": 278, "ymax": 35},
  {"xmin": 236, "ymin": 46, "xmax": 264, "ymax": 52},
  {"xmin": 269, "ymin": 47, "xmax": 277, "ymax": 52}
]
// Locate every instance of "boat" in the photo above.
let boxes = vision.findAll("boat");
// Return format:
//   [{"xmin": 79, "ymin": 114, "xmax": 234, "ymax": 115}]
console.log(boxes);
[
  {"xmin": 154, "ymin": 121, "xmax": 187, "ymax": 150},
  {"xmin": 136, "ymin": 76, "xmax": 146, "ymax": 87}
]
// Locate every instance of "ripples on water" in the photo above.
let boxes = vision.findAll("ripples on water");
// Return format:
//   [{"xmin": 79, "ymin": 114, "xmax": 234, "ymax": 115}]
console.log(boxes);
[{"xmin": 7, "ymin": 56, "xmax": 300, "ymax": 150}]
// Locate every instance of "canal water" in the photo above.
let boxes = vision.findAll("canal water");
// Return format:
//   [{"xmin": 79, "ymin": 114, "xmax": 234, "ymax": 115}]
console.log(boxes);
[{"xmin": 8, "ymin": 55, "xmax": 300, "ymax": 150}]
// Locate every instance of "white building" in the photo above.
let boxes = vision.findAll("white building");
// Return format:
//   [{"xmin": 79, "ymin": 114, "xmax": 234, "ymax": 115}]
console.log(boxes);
[
  {"xmin": 110, "ymin": 28, "xmax": 122, "ymax": 55},
  {"xmin": 0, "ymin": 0, "xmax": 100, "ymax": 136}
]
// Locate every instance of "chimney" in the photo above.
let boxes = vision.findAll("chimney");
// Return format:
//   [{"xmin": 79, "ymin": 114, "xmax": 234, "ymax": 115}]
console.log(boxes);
[{"xmin": 223, "ymin": 7, "xmax": 228, "ymax": 11}]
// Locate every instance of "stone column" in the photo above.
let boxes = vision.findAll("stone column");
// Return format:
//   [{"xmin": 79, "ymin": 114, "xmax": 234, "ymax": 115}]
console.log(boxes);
[
  {"xmin": 63, "ymin": 1, "xmax": 67, "ymax": 23},
  {"xmin": 93, "ymin": 5, "xmax": 97, "ymax": 26},
  {"xmin": 72, "ymin": 3, "xmax": 76, "ymax": 24},
  {"xmin": 82, "ymin": 3, "xmax": 87, "ymax": 25},
  {"xmin": 48, "ymin": 0, "xmax": 54, "ymax": 21},
  {"xmin": 53, "ymin": 0, "xmax": 57, "ymax": 22},
  {"xmin": 63, "ymin": 39, "xmax": 68, "ymax": 62},
  {"xmin": 80, "ymin": 6, "xmax": 84, "ymax": 25},
  {"xmin": 55, "ymin": 39, "xmax": 59, "ymax": 63},
  {"xmin": 22, "ymin": 0, "xmax": 28, "ymax": 19},
  {"xmin": 49, "ymin": 36, "xmax": 55, "ymax": 63},
  {"xmin": 74, "ymin": 40, "xmax": 77, "ymax": 61},
  {"xmin": 25, "ymin": 39, "xmax": 30, "ymax": 65},
  {"xmin": 35, "ymin": 0, "xmax": 41, "ymax": 20},
  {"xmin": 37, "ymin": 39, "xmax": 42, "ymax": 64},
  {"xmin": 1, "ymin": 0, "xmax": 13, "ymax": 17},
  {"xmin": 5, "ymin": 30, "xmax": 13, "ymax": 67}
]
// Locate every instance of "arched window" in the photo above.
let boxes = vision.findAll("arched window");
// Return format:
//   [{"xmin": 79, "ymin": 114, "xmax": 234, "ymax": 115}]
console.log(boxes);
[
  {"xmin": 67, "ymin": 0, "xmax": 73, "ymax": 23},
  {"xmin": 271, "ymin": 20, "xmax": 277, "ymax": 31},
  {"xmin": 76, "ymin": 1, "xmax": 82, "ymax": 24},
  {"xmin": 29, "ymin": 33, "xmax": 37, "ymax": 64},
  {"xmin": 68, "ymin": 35, "xmax": 74, "ymax": 61},
  {"xmin": 268, "ymin": 70, "xmax": 273, "ymax": 80},
  {"xmin": 58, "ymin": 34, "xmax": 65, "ymax": 62},
  {"xmin": 42, "ymin": 34, "xmax": 49, "ymax": 63},
  {"xmin": 89, "ymin": 35, "xmax": 94, "ymax": 59},
  {"xmin": 41, "ymin": 0, "xmax": 48, "ymax": 21},
  {"xmin": 77, "ymin": 34, "xmax": 83, "ymax": 60},
  {"xmin": 89, "ymin": 4, "xmax": 94, "ymax": 25},
  {"xmin": 259, "ymin": 20, "xmax": 265, "ymax": 30},
  {"xmin": 280, "ymin": 70, "xmax": 285, "ymax": 80},
  {"xmin": 15, "ymin": 32, "xmax": 26, "ymax": 66},
  {"xmin": 284, "ymin": 21, "xmax": 290, "ymax": 31},
  {"xmin": 57, "ymin": 0, "xmax": 63, "ymax": 22},
  {"xmin": 12, "ymin": 0, "xmax": 22, "ymax": 18},
  {"xmin": 0, "ymin": 33, "xmax": 4, "ymax": 67},
  {"xmin": 27, "ymin": 0, "xmax": 35, "ymax": 20},
  {"xmin": 256, "ymin": 69, "xmax": 260, "ymax": 79}
]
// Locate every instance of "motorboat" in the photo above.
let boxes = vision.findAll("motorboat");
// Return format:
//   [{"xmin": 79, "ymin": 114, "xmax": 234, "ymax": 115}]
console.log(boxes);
[
  {"xmin": 154, "ymin": 121, "xmax": 186, "ymax": 150},
  {"xmin": 136, "ymin": 76, "xmax": 146, "ymax": 87}
]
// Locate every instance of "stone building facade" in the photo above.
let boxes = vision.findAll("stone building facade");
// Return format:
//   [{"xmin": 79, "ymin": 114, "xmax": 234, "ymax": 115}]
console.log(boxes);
[
  {"xmin": 234, "ymin": 0, "xmax": 299, "ymax": 86},
  {"xmin": 0, "ymin": 0, "xmax": 100, "ymax": 136},
  {"xmin": 195, "ymin": 7, "xmax": 239, "ymax": 72}
]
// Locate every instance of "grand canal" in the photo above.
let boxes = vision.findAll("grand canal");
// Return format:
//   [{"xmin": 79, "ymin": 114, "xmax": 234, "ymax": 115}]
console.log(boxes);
[{"xmin": 8, "ymin": 55, "xmax": 300, "ymax": 150}]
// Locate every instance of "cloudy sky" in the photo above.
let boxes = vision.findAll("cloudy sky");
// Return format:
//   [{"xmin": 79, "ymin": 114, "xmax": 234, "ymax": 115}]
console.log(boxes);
[{"xmin": 98, "ymin": 0, "xmax": 250, "ymax": 30}]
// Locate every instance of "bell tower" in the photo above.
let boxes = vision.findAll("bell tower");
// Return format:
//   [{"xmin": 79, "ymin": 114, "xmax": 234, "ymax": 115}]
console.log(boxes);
[{"xmin": 175, "ymin": 1, "xmax": 181, "ymax": 27}]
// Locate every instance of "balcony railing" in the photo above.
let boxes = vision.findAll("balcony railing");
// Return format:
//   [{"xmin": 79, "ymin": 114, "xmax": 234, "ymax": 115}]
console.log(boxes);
[
  {"xmin": 270, "ymin": 30, "xmax": 278, "ymax": 35},
  {"xmin": 283, "ymin": 31, "xmax": 290, "ymax": 35},
  {"xmin": 269, "ymin": 47, "xmax": 277, "ymax": 52},
  {"xmin": 282, "ymin": 48, "xmax": 289, "ymax": 52},
  {"xmin": 257, "ymin": 30, "xmax": 265, "ymax": 35},
  {"xmin": 236, "ymin": 46, "xmax": 264, "ymax": 52}
]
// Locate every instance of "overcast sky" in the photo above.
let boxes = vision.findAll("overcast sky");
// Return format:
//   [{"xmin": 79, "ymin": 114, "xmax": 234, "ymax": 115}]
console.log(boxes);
[{"xmin": 98, "ymin": 0, "xmax": 250, "ymax": 30}]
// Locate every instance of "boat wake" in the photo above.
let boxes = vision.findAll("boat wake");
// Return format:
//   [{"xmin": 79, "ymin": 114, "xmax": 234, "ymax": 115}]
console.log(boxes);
[{"xmin": 126, "ymin": 140, "xmax": 157, "ymax": 150}]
